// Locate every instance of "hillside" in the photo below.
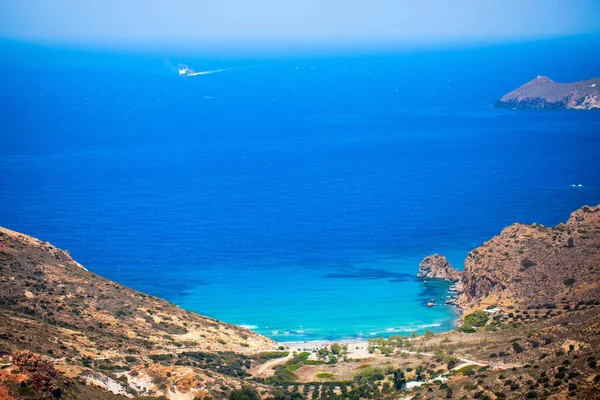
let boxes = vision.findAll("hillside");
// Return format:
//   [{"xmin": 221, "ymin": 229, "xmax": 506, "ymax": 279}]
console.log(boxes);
[
  {"xmin": 458, "ymin": 205, "xmax": 600, "ymax": 313},
  {"xmin": 494, "ymin": 76, "xmax": 600, "ymax": 110},
  {"xmin": 0, "ymin": 226, "xmax": 281, "ymax": 399}
]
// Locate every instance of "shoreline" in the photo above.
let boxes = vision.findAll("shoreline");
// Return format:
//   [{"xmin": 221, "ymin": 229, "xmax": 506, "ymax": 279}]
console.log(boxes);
[
  {"xmin": 277, "ymin": 326, "xmax": 460, "ymax": 360},
  {"xmin": 260, "ymin": 280, "xmax": 464, "ymax": 346},
  {"xmin": 263, "ymin": 319, "xmax": 459, "ymax": 345}
]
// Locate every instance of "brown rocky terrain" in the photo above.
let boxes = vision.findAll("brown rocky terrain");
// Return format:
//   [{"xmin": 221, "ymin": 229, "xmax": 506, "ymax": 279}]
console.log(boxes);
[
  {"xmin": 0, "ymin": 226, "xmax": 275, "ymax": 356},
  {"xmin": 0, "ymin": 226, "xmax": 283, "ymax": 399},
  {"xmin": 416, "ymin": 254, "xmax": 460, "ymax": 282},
  {"xmin": 494, "ymin": 76, "xmax": 600, "ymax": 110},
  {"xmin": 458, "ymin": 204, "xmax": 600, "ymax": 313}
]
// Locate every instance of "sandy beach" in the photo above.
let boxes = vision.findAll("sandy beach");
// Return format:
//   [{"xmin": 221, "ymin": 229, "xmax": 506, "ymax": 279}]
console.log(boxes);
[{"xmin": 280, "ymin": 339, "xmax": 373, "ymax": 359}]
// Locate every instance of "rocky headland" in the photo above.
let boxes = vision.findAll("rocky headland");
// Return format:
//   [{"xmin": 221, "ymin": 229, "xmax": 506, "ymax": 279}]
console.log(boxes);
[
  {"xmin": 457, "ymin": 204, "xmax": 600, "ymax": 313},
  {"xmin": 494, "ymin": 76, "xmax": 600, "ymax": 110}
]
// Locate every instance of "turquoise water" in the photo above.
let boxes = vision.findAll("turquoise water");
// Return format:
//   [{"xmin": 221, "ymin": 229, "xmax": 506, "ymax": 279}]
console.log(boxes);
[
  {"xmin": 1, "ymin": 39, "xmax": 599, "ymax": 341},
  {"xmin": 173, "ymin": 256, "xmax": 457, "ymax": 341}
]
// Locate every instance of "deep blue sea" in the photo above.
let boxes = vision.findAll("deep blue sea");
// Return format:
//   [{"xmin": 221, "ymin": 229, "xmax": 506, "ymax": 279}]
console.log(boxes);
[{"xmin": 1, "ymin": 37, "xmax": 599, "ymax": 341}]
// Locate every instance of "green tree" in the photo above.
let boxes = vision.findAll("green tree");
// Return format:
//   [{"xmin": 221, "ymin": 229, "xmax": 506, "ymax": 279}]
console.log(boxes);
[
  {"xmin": 330, "ymin": 343, "xmax": 342, "ymax": 355},
  {"xmin": 460, "ymin": 310, "xmax": 489, "ymax": 332},
  {"xmin": 393, "ymin": 369, "xmax": 406, "ymax": 390},
  {"xmin": 317, "ymin": 347, "xmax": 329, "ymax": 358},
  {"xmin": 367, "ymin": 343, "xmax": 375, "ymax": 354},
  {"xmin": 464, "ymin": 310, "xmax": 489, "ymax": 327},
  {"xmin": 415, "ymin": 365, "xmax": 426, "ymax": 381},
  {"xmin": 311, "ymin": 386, "xmax": 319, "ymax": 399}
]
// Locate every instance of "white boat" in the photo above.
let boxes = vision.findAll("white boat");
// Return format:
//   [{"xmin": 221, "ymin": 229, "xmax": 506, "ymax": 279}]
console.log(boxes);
[{"xmin": 178, "ymin": 64, "xmax": 196, "ymax": 76}]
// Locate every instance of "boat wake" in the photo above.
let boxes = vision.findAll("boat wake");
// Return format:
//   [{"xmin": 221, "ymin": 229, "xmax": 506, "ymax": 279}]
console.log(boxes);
[
  {"xmin": 185, "ymin": 68, "xmax": 233, "ymax": 76},
  {"xmin": 178, "ymin": 64, "xmax": 233, "ymax": 77}
]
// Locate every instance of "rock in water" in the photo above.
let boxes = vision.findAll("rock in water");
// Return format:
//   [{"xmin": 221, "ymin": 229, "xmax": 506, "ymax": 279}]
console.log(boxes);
[{"xmin": 417, "ymin": 254, "xmax": 460, "ymax": 282}]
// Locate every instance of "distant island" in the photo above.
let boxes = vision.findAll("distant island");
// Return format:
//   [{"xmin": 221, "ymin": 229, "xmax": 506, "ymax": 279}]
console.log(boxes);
[{"xmin": 495, "ymin": 76, "xmax": 600, "ymax": 110}]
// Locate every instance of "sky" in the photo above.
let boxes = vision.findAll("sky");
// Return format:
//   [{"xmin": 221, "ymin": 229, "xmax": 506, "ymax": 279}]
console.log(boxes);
[{"xmin": 1, "ymin": 0, "xmax": 600, "ymax": 49}]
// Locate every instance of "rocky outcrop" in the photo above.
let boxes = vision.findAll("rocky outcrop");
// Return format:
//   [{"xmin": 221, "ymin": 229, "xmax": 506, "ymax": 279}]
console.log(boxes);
[
  {"xmin": 417, "ymin": 254, "xmax": 460, "ymax": 282},
  {"xmin": 494, "ymin": 76, "xmax": 600, "ymax": 110},
  {"xmin": 80, "ymin": 370, "xmax": 130, "ymax": 397},
  {"xmin": 11, "ymin": 352, "xmax": 70, "ymax": 399},
  {"xmin": 566, "ymin": 204, "xmax": 600, "ymax": 226},
  {"xmin": 458, "ymin": 205, "xmax": 600, "ymax": 312}
]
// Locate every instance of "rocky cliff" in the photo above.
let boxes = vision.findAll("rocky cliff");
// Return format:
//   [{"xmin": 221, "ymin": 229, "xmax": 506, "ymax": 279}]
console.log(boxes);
[
  {"xmin": 494, "ymin": 76, "xmax": 600, "ymax": 110},
  {"xmin": 458, "ymin": 205, "xmax": 600, "ymax": 312},
  {"xmin": 416, "ymin": 254, "xmax": 460, "ymax": 282}
]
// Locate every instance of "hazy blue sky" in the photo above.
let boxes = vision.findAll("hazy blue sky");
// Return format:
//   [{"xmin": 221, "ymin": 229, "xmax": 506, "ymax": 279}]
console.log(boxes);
[{"xmin": 1, "ymin": 0, "xmax": 599, "ymax": 48}]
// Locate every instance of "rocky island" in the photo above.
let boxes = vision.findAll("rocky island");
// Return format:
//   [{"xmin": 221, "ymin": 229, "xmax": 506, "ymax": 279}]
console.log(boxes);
[
  {"xmin": 494, "ymin": 76, "xmax": 600, "ymax": 110},
  {"xmin": 416, "ymin": 254, "xmax": 460, "ymax": 282}
]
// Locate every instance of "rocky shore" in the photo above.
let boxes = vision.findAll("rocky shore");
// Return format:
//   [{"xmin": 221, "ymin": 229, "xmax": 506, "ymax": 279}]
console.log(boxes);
[
  {"xmin": 416, "ymin": 254, "xmax": 463, "ymax": 310},
  {"xmin": 417, "ymin": 204, "xmax": 600, "ymax": 317}
]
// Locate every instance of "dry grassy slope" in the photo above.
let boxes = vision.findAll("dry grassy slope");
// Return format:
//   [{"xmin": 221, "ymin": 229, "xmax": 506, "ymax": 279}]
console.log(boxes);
[
  {"xmin": 458, "ymin": 205, "xmax": 600, "ymax": 312},
  {"xmin": 0, "ymin": 225, "xmax": 277, "ymax": 359}
]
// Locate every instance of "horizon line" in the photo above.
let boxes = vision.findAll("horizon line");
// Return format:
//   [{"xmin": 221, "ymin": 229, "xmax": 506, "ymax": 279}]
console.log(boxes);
[{"xmin": 2, "ymin": 32, "xmax": 599, "ymax": 56}]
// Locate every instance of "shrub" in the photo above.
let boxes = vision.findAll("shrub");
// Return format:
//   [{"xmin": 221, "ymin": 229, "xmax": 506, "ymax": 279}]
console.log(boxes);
[
  {"xmin": 393, "ymin": 369, "xmax": 406, "ymax": 390},
  {"xmin": 353, "ymin": 366, "xmax": 385, "ymax": 384},
  {"xmin": 520, "ymin": 258, "xmax": 537, "ymax": 270},
  {"xmin": 563, "ymin": 278, "xmax": 575, "ymax": 286},
  {"xmin": 17, "ymin": 384, "xmax": 34, "ymax": 396},
  {"xmin": 457, "ymin": 365, "xmax": 477, "ymax": 376},
  {"xmin": 423, "ymin": 329, "xmax": 435, "ymax": 337},
  {"xmin": 229, "ymin": 386, "xmax": 259, "ymax": 400},
  {"xmin": 512, "ymin": 342, "xmax": 524, "ymax": 354},
  {"xmin": 255, "ymin": 351, "xmax": 289, "ymax": 363},
  {"xmin": 463, "ymin": 311, "xmax": 489, "ymax": 328}
]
